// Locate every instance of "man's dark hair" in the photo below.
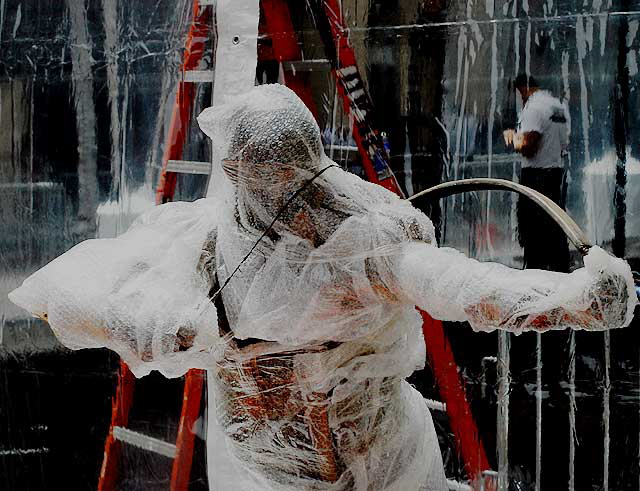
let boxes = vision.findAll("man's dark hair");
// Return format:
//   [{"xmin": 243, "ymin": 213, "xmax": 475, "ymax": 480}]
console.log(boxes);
[{"xmin": 513, "ymin": 73, "xmax": 539, "ymax": 90}]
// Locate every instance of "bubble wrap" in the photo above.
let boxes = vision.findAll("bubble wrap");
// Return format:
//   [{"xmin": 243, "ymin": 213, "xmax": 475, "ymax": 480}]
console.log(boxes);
[
  {"xmin": 9, "ymin": 199, "xmax": 223, "ymax": 378},
  {"xmin": 398, "ymin": 243, "xmax": 637, "ymax": 334},
  {"xmin": 9, "ymin": 84, "xmax": 637, "ymax": 490}
]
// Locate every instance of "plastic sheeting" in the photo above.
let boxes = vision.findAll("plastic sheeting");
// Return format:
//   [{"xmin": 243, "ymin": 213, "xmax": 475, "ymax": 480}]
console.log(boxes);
[{"xmin": 9, "ymin": 199, "xmax": 222, "ymax": 378}]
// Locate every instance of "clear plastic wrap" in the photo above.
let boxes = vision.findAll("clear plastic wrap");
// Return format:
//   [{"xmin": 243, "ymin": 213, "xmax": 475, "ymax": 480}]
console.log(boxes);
[
  {"xmin": 398, "ymin": 243, "xmax": 637, "ymax": 334},
  {"xmin": 8, "ymin": 84, "xmax": 637, "ymax": 490},
  {"xmin": 9, "ymin": 199, "xmax": 223, "ymax": 378}
]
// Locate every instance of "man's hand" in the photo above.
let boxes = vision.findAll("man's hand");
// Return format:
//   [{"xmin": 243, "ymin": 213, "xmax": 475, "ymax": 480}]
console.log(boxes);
[
  {"xmin": 503, "ymin": 129, "xmax": 525, "ymax": 150},
  {"xmin": 504, "ymin": 129, "xmax": 541, "ymax": 157},
  {"xmin": 503, "ymin": 129, "xmax": 516, "ymax": 147}
]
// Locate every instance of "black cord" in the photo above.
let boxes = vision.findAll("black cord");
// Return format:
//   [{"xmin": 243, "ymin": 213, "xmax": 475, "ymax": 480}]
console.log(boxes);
[{"xmin": 209, "ymin": 164, "xmax": 339, "ymax": 302}]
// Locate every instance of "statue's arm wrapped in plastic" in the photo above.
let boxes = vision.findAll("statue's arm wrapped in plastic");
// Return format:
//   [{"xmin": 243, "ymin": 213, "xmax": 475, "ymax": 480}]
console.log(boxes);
[
  {"xmin": 8, "ymin": 199, "xmax": 224, "ymax": 378},
  {"xmin": 395, "ymin": 241, "xmax": 637, "ymax": 334}
]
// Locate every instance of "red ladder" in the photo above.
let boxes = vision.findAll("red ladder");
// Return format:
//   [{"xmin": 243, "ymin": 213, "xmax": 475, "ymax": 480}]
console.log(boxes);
[
  {"xmin": 98, "ymin": 1, "xmax": 212, "ymax": 490},
  {"xmin": 260, "ymin": 1, "xmax": 494, "ymax": 488}
]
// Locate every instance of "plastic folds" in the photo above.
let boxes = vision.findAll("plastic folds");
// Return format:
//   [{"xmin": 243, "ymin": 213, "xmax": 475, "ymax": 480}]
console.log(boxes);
[{"xmin": 9, "ymin": 199, "xmax": 223, "ymax": 378}]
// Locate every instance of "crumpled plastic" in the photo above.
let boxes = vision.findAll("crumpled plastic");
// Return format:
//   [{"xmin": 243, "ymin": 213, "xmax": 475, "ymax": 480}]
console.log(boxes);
[
  {"xmin": 8, "ymin": 199, "xmax": 223, "ymax": 378},
  {"xmin": 9, "ymin": 84, "xmax": 637, "ymax": 490},
  {"xmin": 398, "ymin": 243, "xmax": 637, "ymax": 334}
]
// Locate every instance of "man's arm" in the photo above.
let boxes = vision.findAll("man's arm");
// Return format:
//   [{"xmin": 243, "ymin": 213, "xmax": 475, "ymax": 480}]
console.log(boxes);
[{"xmin": 394, "ymin": 243, "xmax": 636, "ymax": 333}]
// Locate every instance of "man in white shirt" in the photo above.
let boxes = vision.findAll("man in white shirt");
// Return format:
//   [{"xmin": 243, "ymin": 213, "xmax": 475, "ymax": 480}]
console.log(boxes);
[
  {"xmin": 503, "ymin": 75, "xmax": 574, "ymax": 486},
  {"xmin": 504, "ymin": 74, "xmax": 571, "ymax": 272}
]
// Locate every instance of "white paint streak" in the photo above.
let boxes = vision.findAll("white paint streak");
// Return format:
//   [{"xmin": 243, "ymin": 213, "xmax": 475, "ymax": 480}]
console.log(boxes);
[
  {"xmin": 0, "ymin": 447, "xmax": 49, "ymax": 456},
  {"xmin": 603, "ymin": 331, "xmax": 611, "ymax": 491},
  {"xmin": 497, "ymin": 332, "xmax": 510, "ymax": 491},
  {"xmin": 452, "ymin": 22, "xmax": 470, "ymax": 202},
  {"xmin": 585, "ymin": 16, "xmax": 594, "ymax": 53},
  {"xmin": 329, "ymin": 88, "xmax": 339, "ymax": 162},
  {"xmin": 453, "ymin": 55, "xmax": 470, "ymax": 186},
  {"xmin": 454, "ymin": 27, "xmax": 466, "ymax": 102},
  {"xmin": 403, "ymin": 122, "xmax": 413, "ymax": 197},
  {"xmin": 525, "ymin": 21, "xmax": 532, "ymax": 78},
  {"xmin": 486, "ymin": 22, "xmax": 498, "ymax": 259},
  {"xmin": 11, "ymin": 3, "xmax": 20, "ymax": 38},
  {"xmin": 628, "ymin": 20, "xmax": 639, "ymax": 76},
  {"xmin": 514, "ymin": 21, "xmax": 520, "ymax": 76},
  {"xmin": 485, "ymin": 0, "xmax": 494, "ymax": 18},
  {"xmin": 569, "ymin": 331, "xmax": 576, "ymax": 491},
  {"xmin": 628, "ymin": 19, "xmax": 639, "ymax": 46},
  {"xmin": 67, "ymin": 0, "xmax": 99, "ymax": 236},
  {"xmin": 535, "ymin": 333, "xmax": 542, "ymax": 491},
  {"xmin": 599, "ymin": 11, "xmax": 608, "ymax": 57},
  {"xmin": 575, "ymin": 15, "xmax": 592, "ymax": 168},
  {"xmin": 102, "ymin": 0, "xmax": 121, "ymax": 195},
  {"xmin": 0, "ymin": 0, "xmax": 5, "ymax": 44}
]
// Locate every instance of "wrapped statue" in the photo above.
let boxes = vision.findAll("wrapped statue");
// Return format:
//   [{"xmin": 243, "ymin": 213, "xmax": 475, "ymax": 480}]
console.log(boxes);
[{"xmin": 9, "ymin": 84, "xmax": 637, "ymax": 490}]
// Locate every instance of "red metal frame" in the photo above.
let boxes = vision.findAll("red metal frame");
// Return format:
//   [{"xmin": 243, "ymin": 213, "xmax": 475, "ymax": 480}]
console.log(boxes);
[
  {"xmin": 99, "ymin": 2, "xmax": 209, "ymax": 490},
  {"xmin": 420, "ymin": 312, "xmax": 493, "ymax": 489},
  {"xmin": 156, "ymin": 0, "xmax": 212, "ymax": 205},
  {"xmin": 260, "ymin": 0, "xmax": 318, "ymax": 117},
  {"xmin": 170, "ymin": 370, "xmax": 205, "ymax": 491},
  {"xmin": 98, "ymin": 360, "xmax": 136, "ymax": 491}
]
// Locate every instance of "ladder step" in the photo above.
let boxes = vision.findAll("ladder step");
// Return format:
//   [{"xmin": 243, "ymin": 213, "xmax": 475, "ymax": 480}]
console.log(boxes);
[
  {"xmin": 424, "ymin": 398, "xmax": 447, "ymax": 412},
  {"xmin": 112, "ymin": 426, "xmax": 177, "ymax": 459},
  {"xmin": 324, "ymin": 145, "xmax": 358, "ymax": 153},
  {"xmin": 182, "ymin": 70, "xmax": 215, "ymax": 83},
  {"xmin": 283, "ymin": 59, "xmax": 331, "ymax": 72},
  {"xmin": 166, "ymin": 160, "xmax": 211, "ymax": 175},
  {"xmin": 0, "ymin": 447, "xmax": 49, "ymax": 456}
]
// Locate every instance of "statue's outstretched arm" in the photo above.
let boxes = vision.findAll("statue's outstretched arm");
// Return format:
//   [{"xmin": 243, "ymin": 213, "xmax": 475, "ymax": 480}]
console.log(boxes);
[{"xmin": 395, "ymin": 243, "xmax": 637, "ymax": 333}]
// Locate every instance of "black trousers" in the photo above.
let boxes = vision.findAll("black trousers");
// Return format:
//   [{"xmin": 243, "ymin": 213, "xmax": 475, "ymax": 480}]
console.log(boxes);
[
  {"xmin": 512, "ymin": 167, "xmax": 573, "ymax": 488},
  {"xmin": 517, "ymin": 167, "xmax": 570, "ymax": 273}
]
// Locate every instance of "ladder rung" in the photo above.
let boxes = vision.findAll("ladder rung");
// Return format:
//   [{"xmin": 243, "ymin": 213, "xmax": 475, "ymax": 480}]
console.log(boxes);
[
  {"xmin": 166, "ymin": 160, "xmax": 211, "ymax": 175},
  {"xmin": 112, "ymin": 427, "xmax": 177, "ymax": 459},
  {"xmin": 0, "ymin": 447, "xmax": 49, "ymax": 456},
  {"xmin": 283, "ymin": 59, "xmax": 331, "ymax": 72},
  {"xmin": 324, "ymin": 145, "xmax": 358, "ymax": 153},
  {"xmin": 182, "ymin": 70, "xmax": 214, "ymax": 83},
  {"xmin": 424, "ymin": 398, "xmax": 447, "ymax": 412}
]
